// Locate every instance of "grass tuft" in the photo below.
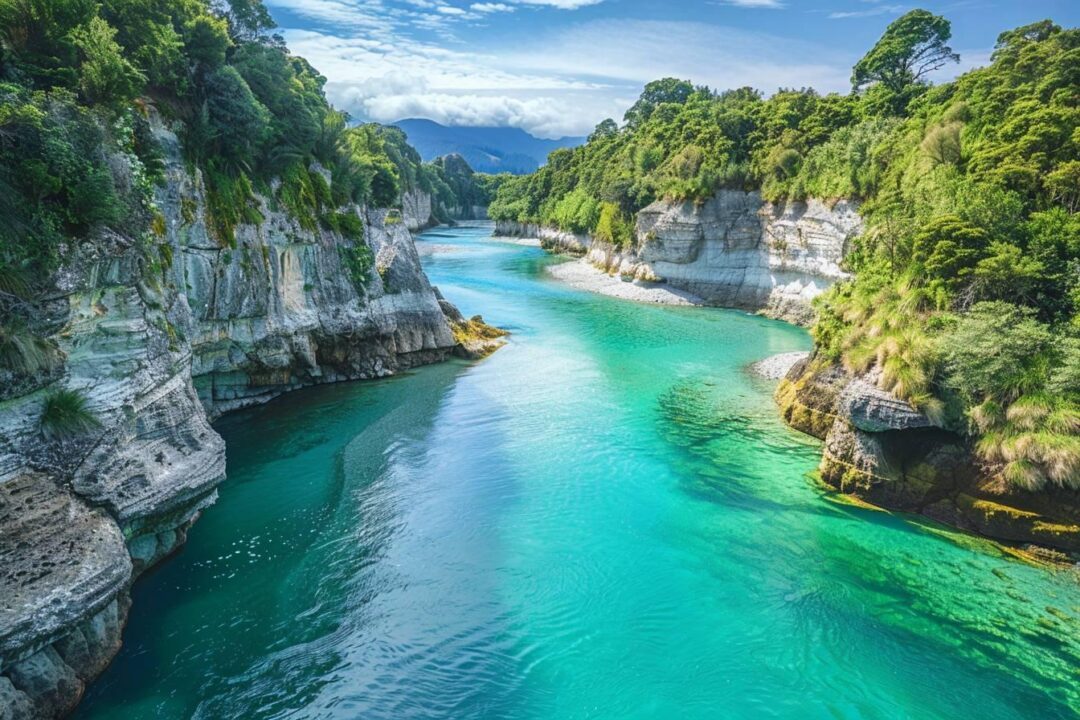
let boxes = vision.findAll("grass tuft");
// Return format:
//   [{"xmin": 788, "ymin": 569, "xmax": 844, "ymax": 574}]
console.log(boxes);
[{"xmin": 39, "ymin": 389, "xmax": 102, "ymax": 441}]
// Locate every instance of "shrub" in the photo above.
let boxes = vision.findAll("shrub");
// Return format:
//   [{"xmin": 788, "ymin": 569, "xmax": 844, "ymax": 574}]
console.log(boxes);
[
  {"xmin": 594, "ymin": 202, "xmax": 634, "ymax": 248},
  {"xmin": 340, "ymin": 242, "xmax": 374, "ymax": 292},
  {"xmin": 943, "ymin": 302, "xmax": 1054, "ymax": 406}
]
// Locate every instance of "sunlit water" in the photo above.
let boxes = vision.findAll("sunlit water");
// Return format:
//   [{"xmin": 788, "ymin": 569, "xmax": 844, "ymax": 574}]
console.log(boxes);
[{"xmin": 78, "ymin": 224, "xmax": 1080, "ymax": 719}]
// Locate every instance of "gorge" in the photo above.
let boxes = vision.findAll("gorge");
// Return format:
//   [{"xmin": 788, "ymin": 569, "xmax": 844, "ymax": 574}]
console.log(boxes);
[
  {"xmin": 70, "ymin": 225, "xmax": 1080, "ymax": 719},
  {"xmin": 1, "ymin": 1, "xmax": 1078, "ymax": 718}
]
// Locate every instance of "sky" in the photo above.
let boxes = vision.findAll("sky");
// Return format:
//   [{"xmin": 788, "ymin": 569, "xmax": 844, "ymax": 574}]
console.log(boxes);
[{"xmin": 263, "ymin": 0, "xmax": 1080, "ymax": 138}]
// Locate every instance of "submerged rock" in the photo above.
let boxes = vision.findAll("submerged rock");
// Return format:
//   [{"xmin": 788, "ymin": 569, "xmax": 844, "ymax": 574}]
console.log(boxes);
[{"xmin": 777, "ymin": 359, "xmax": 1080, "ymax": 555}]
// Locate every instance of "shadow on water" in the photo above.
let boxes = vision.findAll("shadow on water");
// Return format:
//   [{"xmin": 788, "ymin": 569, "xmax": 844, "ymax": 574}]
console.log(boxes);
[
  {"xmin": 76, "ymin": 224, "xmax": 1080, "ymax": 720},
  {"xmin": 77, "ymin": 361, "xmax": 485, "ymax": 719}
]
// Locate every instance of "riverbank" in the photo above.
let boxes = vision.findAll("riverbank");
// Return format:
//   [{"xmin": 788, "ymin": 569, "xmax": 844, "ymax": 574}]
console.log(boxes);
[
  {"xmin": 75, "ymin": 224, "xmax": 1080, "ymax": 720},
  {"xmin": 547, "ymin": 258, "xmax": 704, "ymax": 306}
]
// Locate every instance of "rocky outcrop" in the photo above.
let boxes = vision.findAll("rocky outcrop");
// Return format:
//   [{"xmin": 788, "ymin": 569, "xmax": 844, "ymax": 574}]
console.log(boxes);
[
  {"xmin": 435, "ymin": 289, "xmax": 508, "ymax": 359},
  {"xmin": 0, "ymin": 118, "xmax": 462, "ymax": 718},
  {"xmin": 777, "ymin": 359, "xmax": 1080, "ymax": 554},
  {"xmin": 401, "ymin": 189, "xmax": 436, "ymax": 232},
  {"xmin": 497, "ymin": 190, "xmax": 861, "ymax": 325}
]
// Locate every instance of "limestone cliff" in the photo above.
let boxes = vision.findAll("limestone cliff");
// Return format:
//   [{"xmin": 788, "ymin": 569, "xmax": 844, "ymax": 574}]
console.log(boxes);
[
  {"xmin": 497, "ymin": 190, "xmax": 861, "ymax": 325},
  {"xmin": 777, "ymin": 358, "xmax": 1080, "ymax": 554},
  {"xmin": 0, "ymin": 121, "xmax": 458, "ymax": 718}
]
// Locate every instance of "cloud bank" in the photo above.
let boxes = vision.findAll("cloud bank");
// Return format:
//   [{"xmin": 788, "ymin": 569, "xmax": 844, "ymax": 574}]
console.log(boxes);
[{"xmin": 282, "ymin": 13, "xmax": 855, "ymax": 137}]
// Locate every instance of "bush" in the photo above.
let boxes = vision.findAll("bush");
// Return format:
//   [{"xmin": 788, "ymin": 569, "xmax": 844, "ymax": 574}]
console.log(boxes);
[
  {"xmin": 943, "ymin": 302, "xmax": 1055, "ymax": 406},
  {"xmin": 340, "ymin": 242, "xmax": 374, "ymax": 292},
  {"xmin": 594, "ymin": 202, "xmax": 634, "ymax": 248}
]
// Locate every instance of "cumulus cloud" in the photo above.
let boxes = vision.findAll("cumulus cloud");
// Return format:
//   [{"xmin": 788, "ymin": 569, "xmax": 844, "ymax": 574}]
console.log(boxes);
[
  {"xmin": 280, "ymin": 13, "xmax": 855, "ymax": 137},
  {"xmin": 472, "ymin": 2, "xmax": 514, "ymax": 11}
]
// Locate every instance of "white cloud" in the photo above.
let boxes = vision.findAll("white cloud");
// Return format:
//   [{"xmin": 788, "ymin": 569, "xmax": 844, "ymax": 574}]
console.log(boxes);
[
  {"xmin": 712, "ymin": 0, "xmax": 785, "ymax": 8},
  {"xmin": 472, "ymin": 2, "xmax": 514, "ymax": 11},
  {"xmin": 513, "ymin": 0, "xmax": 603, "ymax": 7},
  {"xmin": 829, "ymin": 4, "xmax": 905, "ymax": 19},
  {"xmin": 280, "ymin": 15, "xmax": 852, "ymax": 137},
  {"xmin": 500, "ymin": 20, "xmax": 851, "ymax": 94}
]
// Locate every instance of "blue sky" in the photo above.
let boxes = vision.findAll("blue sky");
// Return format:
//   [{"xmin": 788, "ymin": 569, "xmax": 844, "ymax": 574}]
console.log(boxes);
[{"xmin": 265, "ymin": 0, "xmax": 1079, "ymax": 137}]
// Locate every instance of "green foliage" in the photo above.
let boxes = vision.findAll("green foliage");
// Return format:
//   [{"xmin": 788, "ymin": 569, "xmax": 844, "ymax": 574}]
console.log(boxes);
[
  {"xmin": 201, "ymin": 65, "xmax": 270, "ymax": 164},
  {"xmin": 594, "ymin": 202, "xmax": 634, "ymax": 248},
  {"xmin": 69, "ymin": 15, "xmax": 145, "ymax": 105},
  {"xmin": 203, "ymin": 160, "xmax": 261, "ymax": 246},
  {"xmin": 0, "ymin": 84, "xmax": 134, "ymax": 277},
  {"xmin": 944, "ymin": 302, "xmax": 1055, "ymax": 406},
  {"xmin": 910, "ymin": 215, "xmax": 988, "ymax": 296},
  {"xmin": 339, "ymin": 242, "xmax": 374, "ymax": 292},
  {"xmin": 623, "ymin": 77, "xmax": 695, "ymax": 128},
  {"xmin": 39, "ymin": 388, "xmax": 101, "ymax": 440},
  {"xmin": 851, "ymin": 10, "xmax": 959, "ymax": 113},
  {"xmin": 552, "ymin": 187, "xmax": 600, "ymax": 234},
  {"xmin": 0, "ymin": 321, "xmax": 55, "ymax": 374}
]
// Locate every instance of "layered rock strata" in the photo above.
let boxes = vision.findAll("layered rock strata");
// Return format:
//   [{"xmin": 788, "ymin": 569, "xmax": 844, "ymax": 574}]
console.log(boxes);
[
  {"xmin": 777, "ymin": 357, "xmax": 1080, "ymax": 554},
  {"xmin": 497, "ymin": 190, "xmax": 861, "ymax": 324},
  {"xmin": 0, "ymin": 120, "xmax": 460, "ymax": 718}
]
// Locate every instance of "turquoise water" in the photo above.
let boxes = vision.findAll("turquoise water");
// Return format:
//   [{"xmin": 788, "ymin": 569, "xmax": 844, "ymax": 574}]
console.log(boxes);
[{"xmin": 78, "ymin": 225, "xmax": 1079, "ymax": 719}]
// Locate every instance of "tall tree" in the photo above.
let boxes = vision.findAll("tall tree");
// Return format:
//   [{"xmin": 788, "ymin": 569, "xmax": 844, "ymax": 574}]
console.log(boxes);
[
  {"xmin": 852, "ymin": 10, "xmax": 959, "ymax": 95},
  {"xmin": 623, "ymin": 78, "xmax": 694, "ymax": 128}
]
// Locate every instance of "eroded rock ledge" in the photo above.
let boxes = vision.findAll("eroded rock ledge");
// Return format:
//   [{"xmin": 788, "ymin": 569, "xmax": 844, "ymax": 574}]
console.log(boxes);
[
  {"xmin": 0, "ymin": 119, "xmax": 469, "ymax": 718},
  {"xmin": 496, "ymin": 189, "xmax": 862, "ymax": 325},
  {"xmin": 776, "ymin": 357, "xmax": 1080, "ymax": 555}
]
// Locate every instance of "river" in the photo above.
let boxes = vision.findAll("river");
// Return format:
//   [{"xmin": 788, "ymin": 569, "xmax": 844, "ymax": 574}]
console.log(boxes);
[{"xmin": 77, "ymin": 223, "xmax": 1079, "ymax": 719}]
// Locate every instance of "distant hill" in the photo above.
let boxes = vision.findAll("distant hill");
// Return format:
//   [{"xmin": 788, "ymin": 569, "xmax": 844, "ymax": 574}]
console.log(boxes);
[{"xmin": 392, "ymin": 118, "xmax": 586, "ymax": 175}]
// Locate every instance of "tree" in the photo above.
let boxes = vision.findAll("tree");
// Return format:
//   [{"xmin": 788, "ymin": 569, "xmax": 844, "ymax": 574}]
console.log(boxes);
[
  {"xmin": 910, "ymin": 215, "xmax": 988, "ymax": 294},
  {"xmin": 0, "ymin": 0, "xmax": 96, "ymax": 89},
  {"xmin": 944, "ymin": 301, "xmax": 1054, "ymax": 405},
  {"xmin": 852, "ymin": 10, "xmax": 959, "ymax": 100},
  {"xmin": 589, "ymin": 119, "xmax": 618, "ymax": 142},
  {"xmin": 623, "ymin": 78, "xmax": 694, "ymax": 128},
  {"xmin": 219, "ymin": 0, "xmax": 275, "ymax": 40},
  {"xmin": 69, "ymin": 15, "xmax": 144, "ymax": 104},
  {"xmin": 203, "ymin": 65, "xmax": 270, "ymax": 164},
  {"xmin": 183, "ymin": 14, "xmax": 231, "ymax": 71}
]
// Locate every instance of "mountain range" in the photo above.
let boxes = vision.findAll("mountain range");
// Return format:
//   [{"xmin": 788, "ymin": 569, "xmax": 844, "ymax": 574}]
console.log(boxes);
[{"xmin": 392, "ymin": 118, "xmax": 586, "ymax": 175}]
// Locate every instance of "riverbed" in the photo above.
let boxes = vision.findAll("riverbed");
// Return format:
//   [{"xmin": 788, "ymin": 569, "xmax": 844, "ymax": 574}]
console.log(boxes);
[{"xmin": 76, "ymin": 224, "xmax": 1080, "ymax": 719}]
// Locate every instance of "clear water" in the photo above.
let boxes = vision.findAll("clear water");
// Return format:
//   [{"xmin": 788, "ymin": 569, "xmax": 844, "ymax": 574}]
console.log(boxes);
[{"xmin": 78, "ymin": 225, "xmax": 1080, "ymax": 719}]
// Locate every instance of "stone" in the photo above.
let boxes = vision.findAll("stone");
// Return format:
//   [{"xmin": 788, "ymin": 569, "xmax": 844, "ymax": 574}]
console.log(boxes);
[
  {"xmin": 0, "ymin": 113, "xmax": 462, "ymax": 718},
  {"xmin": 779, "ymin": 359, "xmax": 1080, "ymax": 554},
  {"xmin": 498, "ymin": 189, "xmax": 862, "ymax": 325},
  {"xmin": 838, "ymin": 378, "xmax": 934, "ymax": 432}
]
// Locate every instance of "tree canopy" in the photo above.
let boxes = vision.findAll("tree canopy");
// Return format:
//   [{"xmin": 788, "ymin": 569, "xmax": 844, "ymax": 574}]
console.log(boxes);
[
  {"xmin": 851, "ymin": 9, "xmax": 959, "ymax": 96},
  {"xmin": 488, "ymin": 14, "xmax": 1079, "ymax": 490}
]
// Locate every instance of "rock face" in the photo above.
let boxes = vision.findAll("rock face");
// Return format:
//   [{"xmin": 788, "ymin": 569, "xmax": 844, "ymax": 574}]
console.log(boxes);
[
  {"xmin": 0, "ymin": 119, "xmax": 458, "ymax": 718},
  {"xmin": 777, "ymin": 359, "xmax": 1080, "ymax": 553},
  {"xmin": 496, "ymin": 190, "xmax": 861, "ymax": 325},
  {"xmin": 401, "ymin": 189, "xmax": 436, "ymax": 232}
]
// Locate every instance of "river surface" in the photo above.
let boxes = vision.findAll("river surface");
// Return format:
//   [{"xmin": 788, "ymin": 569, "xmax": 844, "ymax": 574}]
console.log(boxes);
[{"xmin": 78, "ymin": 224, "xmax": 1079, "ymax": 719}]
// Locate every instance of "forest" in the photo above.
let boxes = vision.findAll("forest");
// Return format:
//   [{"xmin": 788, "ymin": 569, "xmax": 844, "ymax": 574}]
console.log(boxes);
[
  {"xmin": 0, "ymin": 0, "xmax": 488, "ymax": 288},
  {"xmin": 489, "ymin": 12, "xmax": 1079, "ymax": 492}
]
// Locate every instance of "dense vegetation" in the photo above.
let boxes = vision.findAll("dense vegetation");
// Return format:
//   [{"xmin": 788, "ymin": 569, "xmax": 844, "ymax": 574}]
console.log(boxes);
[
  {"xmin": 0, "ymin": 0, "xmax": 488, "ymax": 386},
  {"xmin": 0, "ymin": 0, "xmax": 491, "ymax": 281},
  {"xmin": 491, "ymin": 12, "xmax": 1079, "ymax": 491}
]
